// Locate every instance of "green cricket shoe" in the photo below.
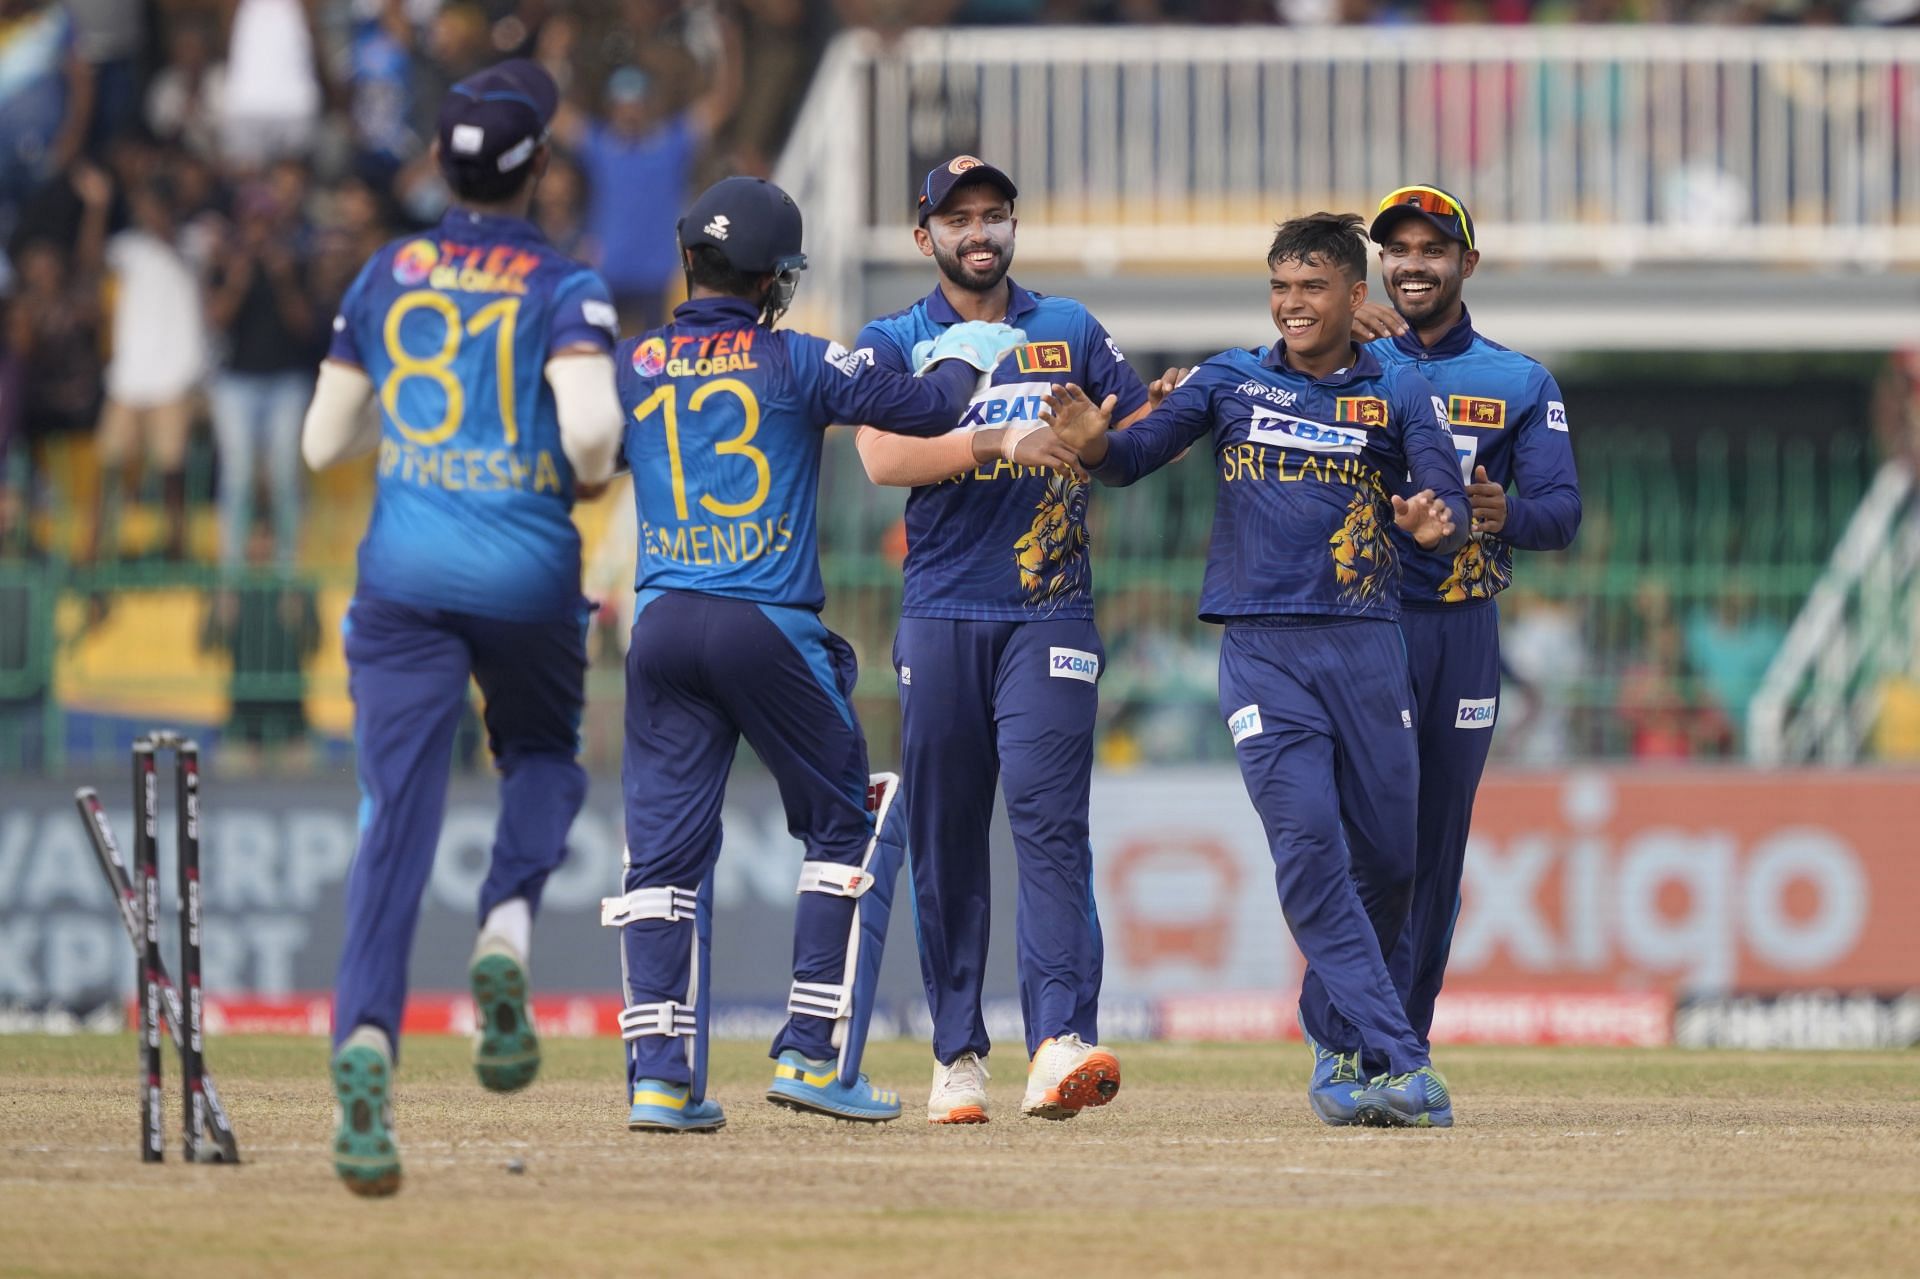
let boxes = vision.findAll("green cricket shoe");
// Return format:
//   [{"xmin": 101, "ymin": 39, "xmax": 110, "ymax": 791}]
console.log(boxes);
[
  {"xmin": 331, "ymin": 1037, "xmax": 400, "ymax": 1196},
  {"xmin": 470, "ymin": 939, "xmax": 539, "ymax": 1092}
]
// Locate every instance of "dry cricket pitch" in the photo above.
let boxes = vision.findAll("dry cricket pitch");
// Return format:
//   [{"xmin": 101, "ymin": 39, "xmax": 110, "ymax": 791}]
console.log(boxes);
[{"xmin": 3, "ymin": 1036, "xmax": 1917, "ymax": 1276}]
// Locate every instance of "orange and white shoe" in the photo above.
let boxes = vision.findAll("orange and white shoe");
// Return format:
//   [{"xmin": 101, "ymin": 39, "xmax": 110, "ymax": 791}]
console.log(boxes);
[
  {"xmin": 927, "ymin": 1052, "xmax": 990, "ymax": 1124},
  {"xmin": 1021, "ymin": 1034, "xmax": 1121, "ymax": 1120}
]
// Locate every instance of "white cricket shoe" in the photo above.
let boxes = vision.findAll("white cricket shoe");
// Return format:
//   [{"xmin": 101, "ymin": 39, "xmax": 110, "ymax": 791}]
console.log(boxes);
[
  {"xmin": 1021, "ymin": 1034, "xmax": 1121, "ymax": 1120},
  {"xmin": 928, "ymin": 1052, "xmax": 991, "ymax": 1124}
]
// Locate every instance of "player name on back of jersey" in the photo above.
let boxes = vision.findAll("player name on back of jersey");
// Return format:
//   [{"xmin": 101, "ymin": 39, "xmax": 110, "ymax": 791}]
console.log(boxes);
[
  {"xmin": 643, "ymin": 512, "xmax": 796, "ymax": 568},
  {"xmin": 377, "ymin": 441, "xmax": 567, "ymax": 495}
]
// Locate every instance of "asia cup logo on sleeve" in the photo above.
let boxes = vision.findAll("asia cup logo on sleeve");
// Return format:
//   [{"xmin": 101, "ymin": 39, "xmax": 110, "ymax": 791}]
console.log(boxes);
[
  {"xmin": 633, "ymin": 338, "xmax": 668, "ymax": 378},
  {"xmin": 392, "ymin": 240, "xmax": 439, "ymax": 286}
]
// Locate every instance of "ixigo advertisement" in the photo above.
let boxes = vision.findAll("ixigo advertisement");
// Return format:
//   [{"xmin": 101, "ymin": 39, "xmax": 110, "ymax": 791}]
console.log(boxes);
[{"xmin": 1090, "ymin": 769, "xmax": 1920, "ymax": 997}]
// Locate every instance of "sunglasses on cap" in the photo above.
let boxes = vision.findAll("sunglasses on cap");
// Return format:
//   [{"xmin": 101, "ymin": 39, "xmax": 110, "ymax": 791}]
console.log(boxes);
[{"xmin": 1377, "ymin": 185, "xmax": 1474, "ymax": 250}]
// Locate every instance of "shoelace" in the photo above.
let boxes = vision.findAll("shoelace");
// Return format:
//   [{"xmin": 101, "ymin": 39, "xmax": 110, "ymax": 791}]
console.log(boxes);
[
  {"xmin": 945, "ymin": 1053, "xmax": 990, "ymax": 1091},
  {"xmin": 1331, "ymin": 1052, "xmax": 1362, "ymax": 1085}
]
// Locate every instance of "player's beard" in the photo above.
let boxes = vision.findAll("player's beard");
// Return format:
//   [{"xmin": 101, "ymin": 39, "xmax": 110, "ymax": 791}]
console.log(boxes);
[
  {"xmin": 1387, "ymin": 268, "xmax": 1456, "ymax": 327},
  {"xmin": 933, "ymin": 236, "xmax": 1012, "ymax": 294}
]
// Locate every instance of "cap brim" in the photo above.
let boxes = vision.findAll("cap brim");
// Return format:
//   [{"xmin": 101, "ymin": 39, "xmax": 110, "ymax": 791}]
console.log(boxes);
[
  {"xmin": 1368, "ymin": 205, "xmax": 1467, "ymax": 245},
  {"xmin": 921, "ymin": 167, "xmax": 1020, "ymax": 224}
]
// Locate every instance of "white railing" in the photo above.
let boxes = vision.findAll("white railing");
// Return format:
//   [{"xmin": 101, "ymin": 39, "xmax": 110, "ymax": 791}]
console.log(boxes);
[
  {"xmin": 1750, "ymin": 461, "xmax": 1920, "ymax": 765},
  {"xmin": 778, "ymin": 26, "xmax": 1920, "ymax": 330}
]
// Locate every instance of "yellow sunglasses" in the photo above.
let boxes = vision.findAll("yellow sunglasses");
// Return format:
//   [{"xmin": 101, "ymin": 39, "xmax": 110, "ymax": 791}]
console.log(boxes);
[{"xmin": 1377, "ymin": 185, "xmax": 1474, "ymax": 251}]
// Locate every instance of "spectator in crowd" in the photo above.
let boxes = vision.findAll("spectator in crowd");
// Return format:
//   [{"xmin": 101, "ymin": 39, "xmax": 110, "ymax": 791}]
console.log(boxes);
[
  {"xmin": 205, "ymin": 176, "xmax": 319, "ymax": 574},
  {"xmin": 68, "ymin": 0, "xmax": 144, "ymax": 149},
  {"xmin": 200, "ymin": 515, "xmax": 321, "ymax": 771},
  {"xmin": 553, "ymin": 16, "xmax": 741, "ymax": 333},
  {"xmin": 8, "ymin": 221, "xmax": 104, "ymax": 469},
  {"xmin": 145, "ymin": 13, "xmax": 227, "ymax": 161},
  {"xmin": 218, "ymin": 0, "xmax": 324, "ymax": 169},
  {"xmin": 82, "ymin": 165, "xmax": 210, "ymax": 564},
  {"xmin": 1684, "ymin": 589, "xmax": 1785, "ymax": 744},
  {"xmin": 1871, "ymin": 348, "xmax": 1920, "ymax": 474},
  {"xmin": 1497, "ymin": 586, "xmax": 1588, "ymax": 763},
  {"xmin": 726, "ymin": 0, "xmax": 830, "ymax": 173},
  {"xmin": 1616, "ymin": 581, "xmax": 1733, "ymax": 758},
  {"xmin": 0, "ymin": 0, "xmax": 93, "ymax": 243},
  {"xmin": 531, "ymin": 150, "xmax": 591, "ymax": 259}
]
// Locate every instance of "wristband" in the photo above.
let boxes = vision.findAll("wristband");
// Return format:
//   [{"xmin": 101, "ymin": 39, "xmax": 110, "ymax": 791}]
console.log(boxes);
[{"xmin": 1002, "ymin": 423, "xmax": 1044, "ymax": 463}]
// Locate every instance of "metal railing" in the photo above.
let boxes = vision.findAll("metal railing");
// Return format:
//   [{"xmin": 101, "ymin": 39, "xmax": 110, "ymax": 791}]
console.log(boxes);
[
  {"xmin": 776, "ymin": 26, "xmax": 1920, "ymax": 334},
  {"xmin": 1749, "ymin": 459, "xmax": 1920, "ymax": 765}
]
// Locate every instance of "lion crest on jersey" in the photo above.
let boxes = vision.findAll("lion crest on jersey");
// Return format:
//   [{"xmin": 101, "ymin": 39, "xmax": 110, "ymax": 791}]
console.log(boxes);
[
  {"xmin": 1438, "ymin": 537, "xmax": 1511, "ymax": 603},
  {"xmin": 1014, "ymin": 474, "xmax": 1090, "ymax": 613},
  {"xmin": 1330, "ymin": 490, "xmax": 1393, "ymax": 605}
]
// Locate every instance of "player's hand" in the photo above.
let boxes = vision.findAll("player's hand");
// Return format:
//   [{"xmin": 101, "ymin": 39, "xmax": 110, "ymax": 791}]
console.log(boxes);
[
  {"xmin": 1043, "ymin": 383, "xmax": 1117, "ymax": 453},
  {"xmin": 1008, "ymin": 425, "xmax": 1088, "ymax": 481},
  {"xmin": 1392, "ymin": 488, "xmax": 1456, "ymax": 549},
  {"xmin": 71, "ymin": 161, "xmax": 112, "ymax": 208},
  {"xmin": 1352, "ymin": 302, "xmax": 1409, "ymax": 343},
  {"xmin": 1146, "ymin": 366, "xmax": 1189, "ymax": 411},
  {"xmin": 1467, "ymin": 465, "xmax": 1506, "ymax": 536}
]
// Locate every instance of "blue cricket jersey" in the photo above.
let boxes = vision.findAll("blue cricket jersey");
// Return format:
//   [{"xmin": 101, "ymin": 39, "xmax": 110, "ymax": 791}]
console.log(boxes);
[
  {"xmin": 615, "ymin": 296, "xmax": 979, "ymax": 611},
  {"xmin": 856, "ymin": 282, "xmax": 1149, "ymax": 622},
  {"xmin": 1095, "ymin": 343, "xmax": 1469, "ymax": 624},
  {"xmin": 329, "ymin": 208, "xmax": 618, "ymax": 621},
  {"xmin": 1372, "ymin": 309, "xmax": 1582, "ymax": 606}
]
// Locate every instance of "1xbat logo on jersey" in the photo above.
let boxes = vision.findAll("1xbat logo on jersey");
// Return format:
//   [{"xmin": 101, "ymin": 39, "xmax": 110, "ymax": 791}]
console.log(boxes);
[
  {"xmin": 1245, "ymin": 408, "xmax": 1366, "ymax": 455},
  {"xmin": 958, "ymin": 381, "xmax": 1054, "ymax": 429}
]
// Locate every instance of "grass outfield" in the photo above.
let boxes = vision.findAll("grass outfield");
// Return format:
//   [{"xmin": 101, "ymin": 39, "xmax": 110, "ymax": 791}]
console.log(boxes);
[{"xmin": 3, "ymin": 1036, "xmax": 1917, "ymax": 1276}]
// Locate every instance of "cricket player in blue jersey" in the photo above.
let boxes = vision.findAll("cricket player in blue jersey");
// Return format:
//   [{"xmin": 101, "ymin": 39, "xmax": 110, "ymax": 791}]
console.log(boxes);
[
  {"xmin": 607, "ymin": 176, "xmax": 1033, "ymax": 1133},
  {"xmin": 1355, "ymin": 185, "xmax": 1582, "ymax": 1080},
  {"xmin": 1047, "ymin": 213, "xmax": 1470, "ymax": 1128},
  {"xmin": 853, "ymin": 156, "xmax": 1170, "ymax": 1124},
  {"xmin": 301, "ymin": 61, "xmax": 627, "ymax": 1195}
]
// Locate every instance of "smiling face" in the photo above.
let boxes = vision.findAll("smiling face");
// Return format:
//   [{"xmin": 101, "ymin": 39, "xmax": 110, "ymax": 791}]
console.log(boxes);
[
  {"xmin": 1377, "ymin": 215, "xmax": 1478, "ymax": 331},
  {"xmin": 915, "ymin": 182, "xmax": 1016, "ymax": 294},
  {"xmin": 1268, "ymin": 251, "xmax": 1365, "ymax": 365}
]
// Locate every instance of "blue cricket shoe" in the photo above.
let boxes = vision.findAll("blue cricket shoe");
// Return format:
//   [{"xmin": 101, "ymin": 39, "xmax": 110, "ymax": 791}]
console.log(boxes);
[
  {"xmin": 765, "ymin": 1050, "xmax": 902, "ymax": 1122},
  {"xmin": 1307, "ymin": 1043, "xmax": 1366, "ymax": 1126},
  {"xmin": 1353, "ymin": 1066, "xmax": 1454, "ymax": 1129},
  {"xmin": 628, "ymin": 1079, "xmax": 726, "ymax": 1132},
  {"xmin": 1299, "ymin": 1016, "xmax": 1364, "ymax": 1126}
]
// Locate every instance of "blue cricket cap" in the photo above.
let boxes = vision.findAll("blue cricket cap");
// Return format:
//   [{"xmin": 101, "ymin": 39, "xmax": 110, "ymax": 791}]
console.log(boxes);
[
  {"xmin": 679, "ymin": 177, "xmax": 806, "ymax": 276},
  {"xmin": 436, "ymin": 59, "xmax": 557, "ymax": 197},
  {"xmin": 916, "ymin": 155, "xmax": 1018, "ymax": 226}
]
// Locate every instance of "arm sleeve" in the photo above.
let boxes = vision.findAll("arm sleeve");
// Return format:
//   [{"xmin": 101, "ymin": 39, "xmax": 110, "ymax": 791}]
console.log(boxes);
[
  {"xmin": 800, "ymin": 331, "xmax": 976, "ymax": 437},
  {"xmin": 301, "ymin": 361, "xmax": 379, "ymax": 470},
  {"xmin": 1393, "ymin": 369, "xmax": 1471, "ymax": 556},
  {"xmin": 547, "ymin": 270, "xmax": 620, "ymax": 357},
  {"xmin": 324, "ymin": 261, "xmax": 375, "ymax": 367},
  {"xmin": 1499, "ymin": 369, "xmax": 1583, "ymax": 551},
  {"xmin": 546, "ymin": 353, "xmax": 623, "ymax": 485},
  {"xmin": 846, "ymin": 321, "xmax": 980, "ymax": 484},
  {"xmin": 1092, "ymin": 373, "xmax": 1214, "ymax": 487},
  {"xmin": 1082, "ymin": 315, "xmax": 1150, "ymax": 423}
]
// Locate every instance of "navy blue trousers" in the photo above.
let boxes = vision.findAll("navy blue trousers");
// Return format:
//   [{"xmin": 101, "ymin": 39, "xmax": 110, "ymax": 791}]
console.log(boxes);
[
  {"xmin": 1389, "ymin": 600, "xmax": 1501, "ymax": 1053},
  {"xmin": 1218, "ymin": 618, "xmax": 1427, "ymax": 1077},
  {"xmin": 895, "ymin": 616, "xmax": 1104, "ymax": 1063},
  {"xmin": 332, "ymin": 595, "xmax": 588, "ymax": 1052},
  {"xmin": 619, "ymin": 590, "xmax": 871, "ymax": 1090}
]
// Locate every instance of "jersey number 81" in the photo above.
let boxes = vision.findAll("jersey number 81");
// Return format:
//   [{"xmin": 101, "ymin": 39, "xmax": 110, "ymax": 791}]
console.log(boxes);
[{"xmin": 380, "ymin": 290, "xmax": 523, "ymax": 447}]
